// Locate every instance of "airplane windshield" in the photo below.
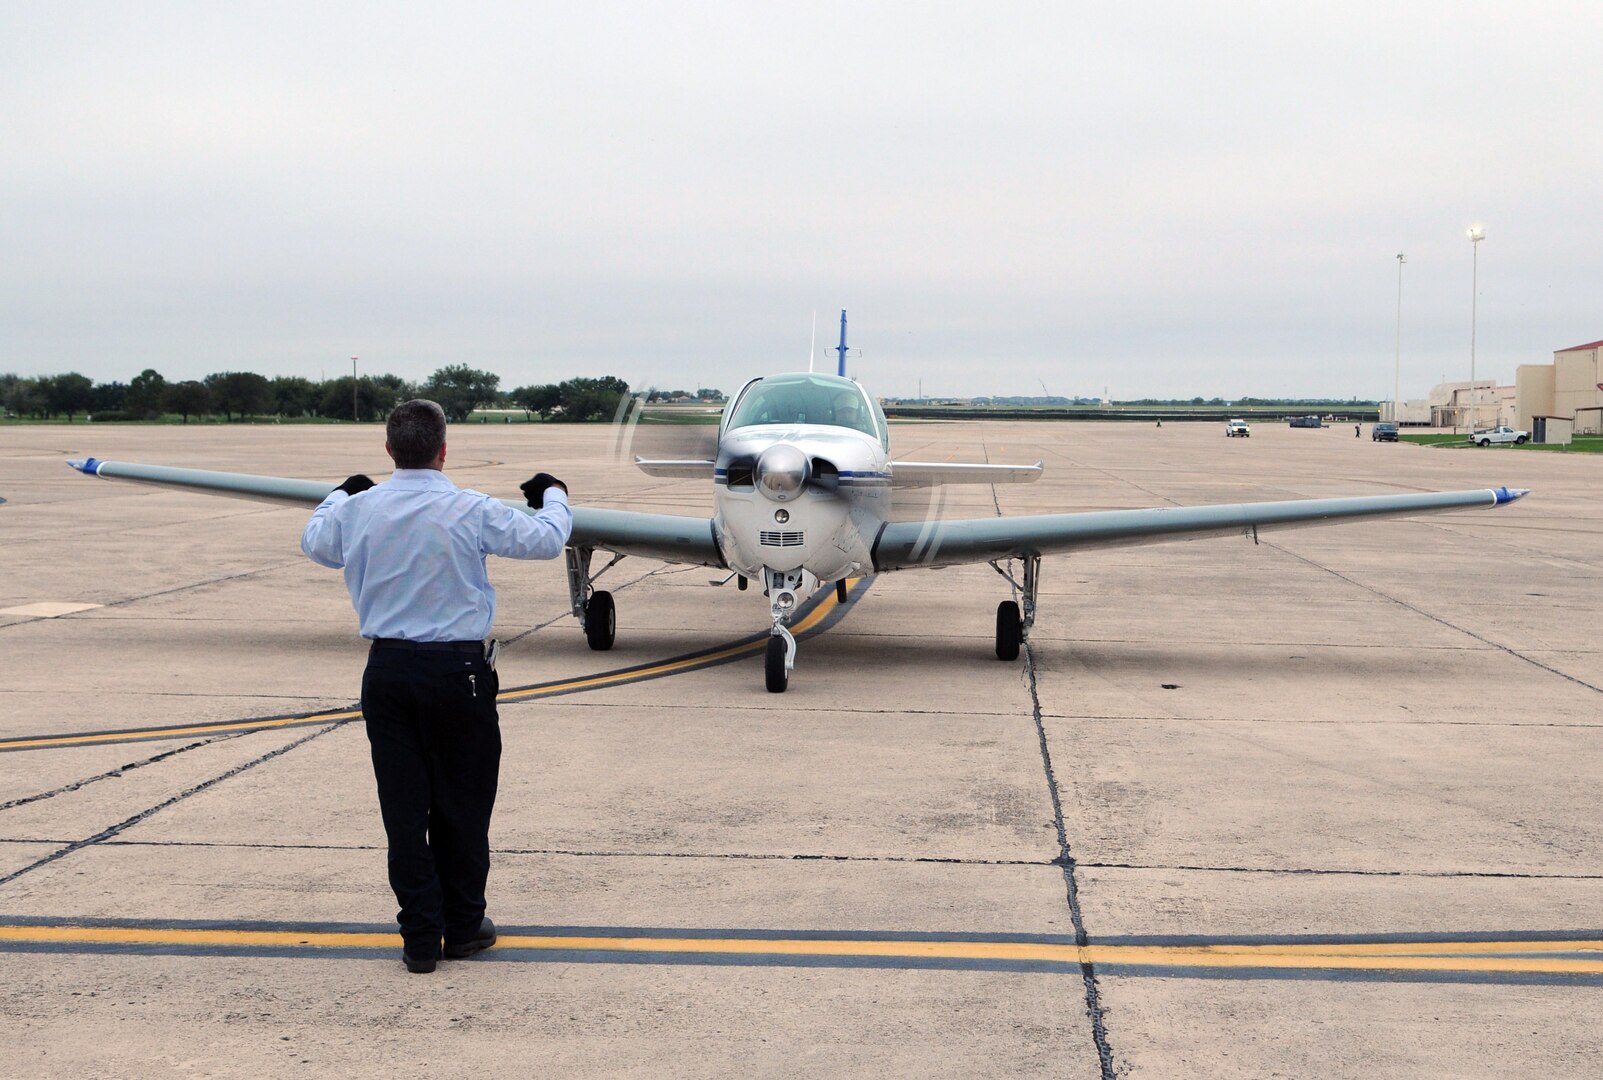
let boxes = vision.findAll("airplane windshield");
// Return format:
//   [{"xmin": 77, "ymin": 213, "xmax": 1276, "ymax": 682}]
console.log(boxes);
[{"xmin": 726, "ymin": 374, "xmax": 877, "ymax": 437}]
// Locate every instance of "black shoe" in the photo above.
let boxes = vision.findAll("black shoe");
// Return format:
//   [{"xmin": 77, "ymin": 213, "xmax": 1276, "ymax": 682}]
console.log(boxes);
[
  {"xmin": 444, "ymin": 917, "xmax": 497, "ymax": 959},
  {"xmin": 402, "ymin": 947, "xmax": 438, "ymax": 974}
]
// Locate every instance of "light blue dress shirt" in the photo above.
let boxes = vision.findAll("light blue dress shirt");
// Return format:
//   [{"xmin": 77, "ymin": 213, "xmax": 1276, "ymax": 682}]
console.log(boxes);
[{"xmin": 301, "ymin": 469, "xmax": 573, "ymax": 642}]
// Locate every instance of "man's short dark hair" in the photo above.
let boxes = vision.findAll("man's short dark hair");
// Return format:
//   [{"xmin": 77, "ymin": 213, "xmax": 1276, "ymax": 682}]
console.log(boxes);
[{"xmin": 387, "ymin": 399, "xmax": 448, "ymax": 468}]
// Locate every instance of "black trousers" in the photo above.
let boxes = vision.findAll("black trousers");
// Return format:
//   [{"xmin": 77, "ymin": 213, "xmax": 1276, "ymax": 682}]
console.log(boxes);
[{"xmin": 361, "ymin": 647, "xmax": 501, "ymax": 957}]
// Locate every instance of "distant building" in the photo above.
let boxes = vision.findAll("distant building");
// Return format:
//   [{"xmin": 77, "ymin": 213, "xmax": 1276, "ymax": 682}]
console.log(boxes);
[
  {"xmin": 1516, "ymin": 339, "xmax": 1603, "ymax": 435},
  {"xmin": 1383, "ymin": 380, "xmax": 1512, "ymax": 428}
]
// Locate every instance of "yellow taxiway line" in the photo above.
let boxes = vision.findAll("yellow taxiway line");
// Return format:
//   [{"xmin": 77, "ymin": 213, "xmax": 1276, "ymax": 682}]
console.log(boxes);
[
  {"xmin": 2, "ymin": 924, "xmax": 1599, "ymax": 977},
  {"xmin": 0, "ymin": 709, "xmax": 366, "ymax": 752},
  {"xmin": 0, "ymin": 579, "xmax": 860, "ymax": 753}
]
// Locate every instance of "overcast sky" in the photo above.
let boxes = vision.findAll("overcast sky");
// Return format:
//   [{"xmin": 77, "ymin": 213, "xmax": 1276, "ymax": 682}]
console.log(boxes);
[{"xmin": 3, "ymin": 2, "xmax": 1600, "ymax": 400}]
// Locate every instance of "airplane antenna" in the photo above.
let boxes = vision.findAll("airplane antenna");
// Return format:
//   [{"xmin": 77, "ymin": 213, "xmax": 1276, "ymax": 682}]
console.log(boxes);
[
  {"xmin": 808, "ymin": 311, "xmax": 817, "ymax": 373},
  {"xmin": 836, "ymin": 309, "xmax": 849, "ymax": 377}
]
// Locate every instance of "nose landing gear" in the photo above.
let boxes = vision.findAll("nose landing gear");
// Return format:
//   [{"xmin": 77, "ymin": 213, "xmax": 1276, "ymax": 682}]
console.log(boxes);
[{"xmin": 763, "ymin": 567, "xmax": 805, "ymax": 693}]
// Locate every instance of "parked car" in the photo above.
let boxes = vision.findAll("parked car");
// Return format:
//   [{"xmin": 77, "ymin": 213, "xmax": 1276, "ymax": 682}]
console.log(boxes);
[
  {"xmin": 1371, "ymin": 422, "xmax": 1399, "ymax": 442},
  {"xmin": 1226, "ymin": 418, "xmax": 1251, "ymax": 437},
  {"xmin": 1288, "ymin": 415, "xmax": 1323, "ymax": 428},
  {"xmin": 1469, "ymin": 425, "xmax": 1529, "ymax": 446}
]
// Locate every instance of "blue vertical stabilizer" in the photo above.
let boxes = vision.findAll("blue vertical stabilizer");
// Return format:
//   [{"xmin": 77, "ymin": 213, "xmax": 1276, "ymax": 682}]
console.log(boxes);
[{"xmin": 836, "ymin": 310, "xmax": 848, "ymax": 377}]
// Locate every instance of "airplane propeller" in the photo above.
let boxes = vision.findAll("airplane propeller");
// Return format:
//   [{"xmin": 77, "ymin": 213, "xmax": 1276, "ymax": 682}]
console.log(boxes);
[{"xmin": 610, "ymin": 389, "xmax": 720, "ymax": 467}]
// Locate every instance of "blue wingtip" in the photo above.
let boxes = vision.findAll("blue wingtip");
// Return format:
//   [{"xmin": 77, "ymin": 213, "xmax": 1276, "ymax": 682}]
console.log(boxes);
[
  {"xmin": 1493, "ymin": 486, "xmax": 1530, "ymax": 505},
  {"xmin": 66, "ymin": 457, "xmax": 102, "ymax": 475}
]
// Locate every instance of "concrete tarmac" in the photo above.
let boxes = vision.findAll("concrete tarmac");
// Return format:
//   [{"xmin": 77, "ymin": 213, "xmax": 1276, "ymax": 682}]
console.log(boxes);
[{"xmin": 1, "ymin": 418, "xmax": 1599, "ymax": 1077}]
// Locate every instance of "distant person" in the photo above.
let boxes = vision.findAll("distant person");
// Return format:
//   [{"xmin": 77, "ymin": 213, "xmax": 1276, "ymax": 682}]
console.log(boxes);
[
  {"xmin": 1355, "ymin": 423, "xmax": 1361, "ymax": 438},
  {"xmin": 300, "ymin": 398, "xmax": 573, "ymax": 974}
]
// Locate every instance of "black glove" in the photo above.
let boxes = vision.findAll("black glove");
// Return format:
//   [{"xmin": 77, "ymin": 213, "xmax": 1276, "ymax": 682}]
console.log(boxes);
[
  {"xmin": 520, "ymin": 472, "xmax": 568, "ymax": 507},
  {"xmin": 335, "ymin": 474, "xmax": 375, "ymax": 497}
]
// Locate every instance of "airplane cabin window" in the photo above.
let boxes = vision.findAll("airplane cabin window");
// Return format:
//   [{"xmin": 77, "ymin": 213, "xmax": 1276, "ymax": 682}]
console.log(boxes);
[{"xmin": 725, "ymin": 373, "xmax": 877, "ymax": 436}]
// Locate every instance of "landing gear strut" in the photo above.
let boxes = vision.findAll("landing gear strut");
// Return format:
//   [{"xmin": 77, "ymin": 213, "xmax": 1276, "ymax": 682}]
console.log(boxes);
[
  {"xmin": 763, "ymin": 567, "xmax": 804, "ymax": 693},
  {"xmin": 989, "ymin": 554, "xmax": 1039, "ymax": 661},
  {"xmin": 566, "ymin": 546, "xmax": 623, "ymax": 651}
]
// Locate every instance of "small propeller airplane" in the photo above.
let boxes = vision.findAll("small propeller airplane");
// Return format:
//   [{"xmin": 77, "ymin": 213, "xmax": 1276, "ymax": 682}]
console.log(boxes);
[{"xmin": 64, "ymin": 327, "xmax": 1530, "ymax": 693}]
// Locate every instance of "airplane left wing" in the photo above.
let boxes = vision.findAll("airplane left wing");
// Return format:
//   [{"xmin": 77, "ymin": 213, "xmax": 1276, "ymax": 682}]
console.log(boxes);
[
  {"xmin": 872, "ymin": 487, "xmax": 1529, "ymax": 571},
  {"xmin": 66, "ymin": 458, "xmax": 724, "ymax": 568}
]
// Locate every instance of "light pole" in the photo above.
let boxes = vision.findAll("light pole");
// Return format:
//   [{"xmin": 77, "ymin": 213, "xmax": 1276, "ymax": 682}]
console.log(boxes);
[
  {"xmin": 1394, "ymin": 252, "xmax": 1405, "ymax": 422},
  {"xmin": 1467, "ymin": 225, "xmax": 1484, "ymax": 432},
  {"xmin": 352, "ymin": 356, "xmax": 359, "ymax": 423}
]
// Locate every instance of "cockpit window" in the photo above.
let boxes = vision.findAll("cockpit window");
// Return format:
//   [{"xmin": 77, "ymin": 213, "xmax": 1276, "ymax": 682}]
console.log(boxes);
[{"xmin": 725, "ymin": 373, "xmax": 878, "ymax": 437}]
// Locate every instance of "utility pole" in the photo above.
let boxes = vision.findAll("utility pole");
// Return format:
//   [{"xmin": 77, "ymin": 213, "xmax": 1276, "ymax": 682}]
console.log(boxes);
[
  {"xmin": 1467, "ymin": 225, "xmax": 1484, "ymax": 432},
  {"xmin": 352, "ymin": 356, "xmax": 359, "ymax": 423},
  {"xmin": 1394, "ymin": 253, "xmax": 1405, "ymax": 423}
]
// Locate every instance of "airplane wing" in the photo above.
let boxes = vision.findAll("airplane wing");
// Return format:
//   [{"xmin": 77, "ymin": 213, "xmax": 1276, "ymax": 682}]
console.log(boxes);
[
  {"xmin": 633, "ymin": 457, "xmax": 717, "ymax": 478},
  {"xmin": 872, "ymin": 487, "xmax": 1529, "ymax": 571},
  {"xmin": 636, "ymin": 458, "xmax": 1043, "ymax": 486},
  {"xmin": 889, "ymin": 461, "xmax": 1043, "ymax": 487},
  {"xmin": 66, "ymin": 458, "xmax": 724, "ymax": 568}
]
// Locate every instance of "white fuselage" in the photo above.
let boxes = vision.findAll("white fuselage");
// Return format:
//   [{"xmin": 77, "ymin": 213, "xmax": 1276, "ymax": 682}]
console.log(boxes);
[{"xmin": 713, "ymin": 423, "xmax": 890, "ymax": 582}]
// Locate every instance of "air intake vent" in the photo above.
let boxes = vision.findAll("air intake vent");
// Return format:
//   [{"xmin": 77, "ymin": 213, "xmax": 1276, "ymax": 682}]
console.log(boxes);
[{"xmin": 759, "ymin": 530, "xmax": 805, "ymax": 547}]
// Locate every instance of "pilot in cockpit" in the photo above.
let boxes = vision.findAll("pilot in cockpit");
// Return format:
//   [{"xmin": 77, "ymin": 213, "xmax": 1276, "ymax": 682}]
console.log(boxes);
[{"xmin": 833, "ymin": 394, "xmax": 865, "ymax": 431}]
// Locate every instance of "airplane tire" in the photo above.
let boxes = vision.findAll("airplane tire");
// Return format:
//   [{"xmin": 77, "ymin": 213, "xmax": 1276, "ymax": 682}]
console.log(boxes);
[
  {"xmin": 836, "ymin": 579, "xmax": 848, "ymax": 603},
  {"xmin": 765, "ymin": 634, "xmax": 788, "ymax": 693},
  {"xmin": 585, "ymin": 591, "xmax": 616, "ymax": 651},
  {"xmin": 996, "ymin": 601, "xmax": 1022, "ymax": 661}
]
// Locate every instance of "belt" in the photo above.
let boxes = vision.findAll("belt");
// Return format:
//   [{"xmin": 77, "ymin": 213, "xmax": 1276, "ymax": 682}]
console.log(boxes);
[{"xmin": 369, "ymin": 638, "xmax": 484, "ymax": 654}]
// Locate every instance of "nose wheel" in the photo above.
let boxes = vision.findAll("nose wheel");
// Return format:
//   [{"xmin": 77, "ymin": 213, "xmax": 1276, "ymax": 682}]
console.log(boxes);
[
  {"xmin": 765, "ymin": 630, "xmax": 794, "ymax": 693},
  {"xmin": 762, "ymin": 567, "xmax": 804, "ymax": 692}
]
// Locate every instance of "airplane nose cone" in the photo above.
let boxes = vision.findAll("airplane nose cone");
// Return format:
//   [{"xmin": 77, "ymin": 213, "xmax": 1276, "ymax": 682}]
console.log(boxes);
[{"xmin": 756, "ymin": 443, "xmax": 808, "ymax": 502}]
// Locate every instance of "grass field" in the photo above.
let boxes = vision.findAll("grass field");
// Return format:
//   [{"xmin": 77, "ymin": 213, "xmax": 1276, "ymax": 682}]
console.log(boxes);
[{"xmin": 1401, "ymin": 433, "xmax": 1603, "ymax": 453}]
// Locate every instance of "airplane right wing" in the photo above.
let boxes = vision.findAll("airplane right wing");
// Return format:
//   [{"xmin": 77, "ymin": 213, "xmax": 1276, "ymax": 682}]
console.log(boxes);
[
  {"xmin": 65, "ymin": 456, "xmax": 725, "ymax": 569},
  {"xmin": 633, "ymin": 457, "xmax": 716, "ymax": 478},
  {"xmin": 569, "ymin": 505, "xmax": 723, "ymax": 567},
  {"xmin": 872, "ymin": 487, "xmax": 1529, "ymax": 571}
]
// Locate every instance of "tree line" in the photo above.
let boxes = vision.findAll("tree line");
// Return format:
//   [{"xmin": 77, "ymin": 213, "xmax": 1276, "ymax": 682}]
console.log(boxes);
[{"xmin": 0, "ymin": 366, "xmax": 725, "ymax": 424}]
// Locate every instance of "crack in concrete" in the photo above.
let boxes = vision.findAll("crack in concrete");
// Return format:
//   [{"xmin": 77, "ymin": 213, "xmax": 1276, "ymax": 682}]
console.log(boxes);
[
  {"xmin": 1077, "ymin": 860, "xmax": 1603, "ymax": 880},
  {"xmin": 498, "ymin": 561, "xmax": 695, "ymax": 646},
  {"xmin": 0, "ymin": 561, "xmax": 307, "ymax": 634},
  {"xmin": 1, "ymin": 836, "xmax": 1596, "ymax": 883},
  {"xmin": 0, "ymin": 737, "xmax": 230, "ymax": 813},
  {"xmin": 986, "ymin": 434, "xmax": 1117, "ymax": 1076},
  {"xmin": 1265, "ymin": 540, "xmax": 1603, "ymax": 696},
  {"xmin": 67, "ymin": 838, "xmax": 1055, "ymax": 866},
  {"xmin": 1026, "ymin": 644, "xmax": 1118, "ymax": 1078},
  {"xmin": 0, "ymin": 721, "xmax": 345, "ymax": 890}
]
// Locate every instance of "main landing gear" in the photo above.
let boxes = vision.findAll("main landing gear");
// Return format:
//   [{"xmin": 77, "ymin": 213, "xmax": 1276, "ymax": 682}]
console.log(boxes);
[
  {"xmin": 989, "ymin": 554, "xmax": 1039, "ymax": 662},
  {"xmin": 566, "ymin": 546, "xmax": 621, "ymax": 651}
]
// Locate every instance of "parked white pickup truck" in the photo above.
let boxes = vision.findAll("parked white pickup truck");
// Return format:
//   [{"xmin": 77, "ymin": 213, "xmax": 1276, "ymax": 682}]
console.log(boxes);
[{"xmin": 1469, "ymin": 426, "xmax": 1529, "ymax": 446}]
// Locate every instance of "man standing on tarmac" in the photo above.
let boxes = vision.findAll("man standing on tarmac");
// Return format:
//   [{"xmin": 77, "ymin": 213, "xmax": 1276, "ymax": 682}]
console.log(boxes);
[{"xmin": 301, "ymin": 398, "xmax": 573, "ymax": 974}]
